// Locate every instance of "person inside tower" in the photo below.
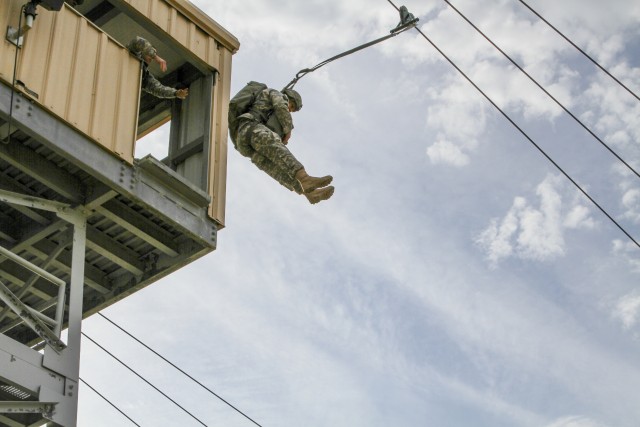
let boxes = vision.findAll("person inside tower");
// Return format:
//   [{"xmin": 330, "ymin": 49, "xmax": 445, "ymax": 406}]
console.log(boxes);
[
  {"xmin": 229, "ymin": 82, "xmax": 334, "ymax": 204},
  {"xmin": 127, "ymin": 36, "xmax": 189, "ymax": 100}
]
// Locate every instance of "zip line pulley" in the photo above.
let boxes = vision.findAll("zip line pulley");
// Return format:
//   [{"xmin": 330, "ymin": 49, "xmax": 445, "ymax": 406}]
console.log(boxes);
[{"xmin": 283, "ymin": 5, "xmax": 419, "ymax": 91}]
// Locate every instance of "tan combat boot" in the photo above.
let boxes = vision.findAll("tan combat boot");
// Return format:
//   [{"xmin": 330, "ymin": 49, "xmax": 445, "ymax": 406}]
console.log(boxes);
[
  {"xmin": 305, "ymin": 186, "xmax": 335, "ymax": 204},
  {"xmin": 295, "ymin": 168, "xmax": 333, "ymax": 193}
]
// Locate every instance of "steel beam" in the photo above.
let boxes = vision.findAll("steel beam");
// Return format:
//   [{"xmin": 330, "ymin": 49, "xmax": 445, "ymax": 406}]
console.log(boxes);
[
  {"xmin": 0, "ymin": 280, "xmax": 65, "ymax": 353},
  {"xmin": 0, "ymin": 177, "xmax": 54, "ymax": 226},
  {"xmin": 27, "ymin": 240, "xmax": 111, "ymax": 294},
  {"xmin": 0, "ymin": 402, "xmax": 56, "ymax": 418},
  {"xmin": 0, "ymin": 84, "xmax": 217, "ymax": 247},
  {"xmin": 85, "ymin": 0, "xmax": 120, "ymax": 26},
  {"xmin": 0, "ymin": 141, "xmax": 82, "ymax": 203},
  {"xmin": 0, "ymin": 245, "xmax": 65, "ymax": 289},
  {"xmin": 43, "ymin": 210, "xmax": 86, "ymax": 380},
  {"xmin": 96, "ymin": 199, "xmax": 180, "ymax": 256},
  {"xmin": 0, "ymin": 265, "xmax": 53, "ymax": 302},
  {"xmin": 0, "ymin": 414, "xmax": 28, "ymax": 427},
  {"xmin": 0, "ymin": 333, "xmax": 75, "ymax": 427},
  {"xmin": 0, "ymin": 190, "xmax": 70, "ymax": 215},
  {"xmin": 0, "ymin": 240, "xmax": 67, "ymax": 326},
  {"xmin": 86, "ymin": 226, "xmax": 144, "ymax": 276},
  {"xmin": 0, "ymin": 297, "xmax": 57, "ymax": 335}
]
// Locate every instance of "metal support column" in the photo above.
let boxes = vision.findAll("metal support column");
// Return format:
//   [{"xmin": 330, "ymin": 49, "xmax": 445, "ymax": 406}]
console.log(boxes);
[{"xmin": 0, "ymin": 189, "xmax": 88, "ymax": 426}]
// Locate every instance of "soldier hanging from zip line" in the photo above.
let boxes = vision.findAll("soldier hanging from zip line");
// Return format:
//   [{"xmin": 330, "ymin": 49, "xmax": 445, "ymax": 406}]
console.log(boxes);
[
  {"xmin": 127, "ymin": 36, "xmax": 189, "ymax": 100},
  {"xmin": 228, "ymin": 82, "xmax": 334, "ymax": 204}
]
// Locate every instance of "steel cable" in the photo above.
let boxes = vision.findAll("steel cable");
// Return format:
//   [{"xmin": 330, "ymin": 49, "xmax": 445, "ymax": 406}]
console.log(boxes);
[{"xmin": 385, "ymin": 0, "xmax": 640, "ymax": 250}]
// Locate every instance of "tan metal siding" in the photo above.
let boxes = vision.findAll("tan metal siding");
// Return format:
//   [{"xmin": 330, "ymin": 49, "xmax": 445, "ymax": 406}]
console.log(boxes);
[
  {"xmin": 150, "ymin": 0, "xmax": 172, "ymax": 33},
  {"xmin": 206, "ymin": 37, "xmax": 220, "ymax": 71},
  {"xmin": 128, "ymin": 0, "xmax": 152, "ymax": 15},
  {"xmin": 164, "ymin": 0, "xmax": 240, "ymax": 53},
  {"xmin": 14, "ymin": 5, "xmax": 55, "ymax": 98},
  {"xmin": 1, "ymin": 0, "xmax": 237, "ymax": 225},
  {"xmin": 120, "ymin": 0, "xmax": 235, "ymax": 69},
  {"xmin": 208, "ymin": 46, "xmax": 232, "ymax": 225},
  {"xmin": 189, "ymin": 24, "xmax": 208, "ymax": 62},
  {"xmin": 0, "ymin": 2, "xmax": 141, "ymax": 164},
  {"xmin": 0, "ymin": 2, "xmax": 28, "ymax": 82},
  {"xmin": 115, "ymin": 54, "xmax": 141, "ymax": 158},
  {"xmin": 169, "ymin": 8, "xmax": 190, "ymax": 48},
  {"xmin": 43, "ymin": 9, "xmax": 78, "ymax": 119},
  {"xmin": 67, "ymin": 19, "xmax": 101, "ymax": 135}
]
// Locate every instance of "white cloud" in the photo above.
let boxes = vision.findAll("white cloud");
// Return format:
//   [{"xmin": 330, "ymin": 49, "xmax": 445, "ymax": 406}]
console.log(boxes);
[
  {"xmin": 612, "ymin": 239, "xmax": 640, "ymax": 272},
  {"xmin": 613, "ymin": 292, "xmax": 640, "ymax": 330},
  {"xmin": 426, "ymin": 139, "xmax": 470, "ymax": 166},
  {"xmin": 564, "ymin": 205, "xmax": 596, "ymax": 229},
  {"xmin": 476, "ymin": 174, "xmax": 596, "ymax": 265},
  {"xmin": 621, "ymin": 188, "xmax": 640, "ymax": 223},
  {"xmin": 546, "ymin": 416, "xmax": 609, "ymax": 427}
]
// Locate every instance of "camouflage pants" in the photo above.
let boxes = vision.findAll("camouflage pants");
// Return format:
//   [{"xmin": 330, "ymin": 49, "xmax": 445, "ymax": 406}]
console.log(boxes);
[{"xmin": 236, "ymin": 120, "xmax": 304, "ymax": 193}]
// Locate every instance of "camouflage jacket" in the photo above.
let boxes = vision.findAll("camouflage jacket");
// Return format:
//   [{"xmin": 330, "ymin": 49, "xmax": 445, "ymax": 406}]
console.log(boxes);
[
  {"xmin": 141, "ymin": 65, "xmax": 177, "ymax": 99},
  {"xmin": 127, "ymin": 36, "xmax": 178, "ymax": 99},
  {"xmin": 239, "ymin": 88, "xmax": 293, "ymax": 136}
]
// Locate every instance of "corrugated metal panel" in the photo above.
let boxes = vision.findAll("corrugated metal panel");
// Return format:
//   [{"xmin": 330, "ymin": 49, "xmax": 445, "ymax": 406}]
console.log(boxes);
[
  {"xmin": 150, "ymin": 0, "xmax": 172, "ymax": 33},
  {"xmin": 163, "ymin": 0, "xmax": 240, "ymax": 53},
  {"xmin": 169, "ymin": 8, "xmax": 189, "ymax": 48},
  {"xmin": 189, "ymin": 24, "xmax": 209, "ymax": 62},
  {"xmin": 121, "ymin": 0, "xmax": 228, "ymax": 69},
  {"xmin": 42, "ymin": 8, "xmax": 78, "ymax": 118},
  {"xmin": 1, "ymin": 0, "xmax": 235, "ymax": 225},
  {"xmin": 208, "ymin": 46, "xmax": 232, "ymax": 225},
  {"xmin": 114, "ymin": 51, "xmax": 141, "ymax": 158},
  {"xmin": 13, "ymin": 3, "xmax": 55, "ymax": 97},
  {"xmin": 128, "ymin": 0, "xmax": 152, "ymax": 15},
  {"xmin": 1, "ymin": 3, "xmax": 141, "ymax": 164},
  {"xmin": 67, "ymin": 20, "xmax": 101, "ymax": 135},
  {"xmin": 0, "ymin": 2, "xmax": 25, "ymax": 82}
]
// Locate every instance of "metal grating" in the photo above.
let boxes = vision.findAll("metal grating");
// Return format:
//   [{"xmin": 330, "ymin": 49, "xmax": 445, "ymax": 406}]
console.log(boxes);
[{"xmin": 0, "ymin": 384, "xmax": 32, "ymax": 400}]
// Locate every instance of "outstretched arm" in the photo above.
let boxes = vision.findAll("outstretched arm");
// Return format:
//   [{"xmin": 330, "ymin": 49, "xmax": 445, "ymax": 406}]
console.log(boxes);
[
  {"xmin": 143, "ymin": 72, "xmax": 189, "ymax": 99},
  {"xmin": 154, "ymin": 55, "xmax": 167, "ymax": 72}
]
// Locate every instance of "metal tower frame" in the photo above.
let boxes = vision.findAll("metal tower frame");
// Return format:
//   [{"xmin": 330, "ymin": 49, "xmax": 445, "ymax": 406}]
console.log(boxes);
[{"xmin": 0, "ymin": 190, "xmax": 86, "ymax": 426}]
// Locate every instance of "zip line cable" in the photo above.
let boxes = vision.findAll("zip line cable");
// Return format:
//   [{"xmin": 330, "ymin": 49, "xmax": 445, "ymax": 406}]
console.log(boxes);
[
  {"xmin": 79, "ymin": 378, "xmax": 141, "ymax": 427},
  {"xmin": 97, "ymin": 312, "xmax": 264, "ymax": 427},
  {"xmin": 442, "ymin": 0, "xmax": 640, "ymax": 181},
  {"xmin": 517, "ymin": 0, "xmax": 640, "ymax": 104},
  {"xmin": 82, "ymin": 332, "xmax": 209, "ymax": 427},
  {"xmin": 384, "ymin": 0, "xmax": 640, "ymax": 251},
  {"xmin": 283, "ymin": 7, "xmax": 419, "ymax": 91}
]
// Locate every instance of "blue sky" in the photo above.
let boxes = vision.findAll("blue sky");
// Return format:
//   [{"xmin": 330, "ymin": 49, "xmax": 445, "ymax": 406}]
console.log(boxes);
[{"xmin": 78, "ymin": 1, "xmax": 640, "ymax": 426}]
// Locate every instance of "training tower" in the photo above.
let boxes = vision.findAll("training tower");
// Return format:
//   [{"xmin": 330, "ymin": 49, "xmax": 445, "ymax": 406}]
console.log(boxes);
[{"xmin": 0, "ymin": 0, "xmax": 239, "ymax": 425}]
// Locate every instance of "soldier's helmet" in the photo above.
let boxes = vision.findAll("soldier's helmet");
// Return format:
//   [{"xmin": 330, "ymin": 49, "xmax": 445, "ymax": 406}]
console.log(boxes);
[
  {"xmin": 283, "ymin": 89, "xmax": 303, "ymax": 112},
  {"xmin": 127, "ymin": 36, "xmax": 157, "ymax": 61}
]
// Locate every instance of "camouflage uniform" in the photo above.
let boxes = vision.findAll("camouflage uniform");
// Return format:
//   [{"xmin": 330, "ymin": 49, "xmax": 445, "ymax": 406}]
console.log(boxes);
[
  {"xmin": 127, "ymin": 37, "xmax": 179, "ymax": 99},
  {"xmin": 235, "ymin": 88, "xmax": 305, "ymax": 193}
]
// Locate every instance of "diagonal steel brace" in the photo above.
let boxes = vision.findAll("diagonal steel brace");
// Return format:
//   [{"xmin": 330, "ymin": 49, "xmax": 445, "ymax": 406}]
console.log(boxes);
[{"xmin": 0, "ymin": 280, "xmax": 65, "ymax": 353}]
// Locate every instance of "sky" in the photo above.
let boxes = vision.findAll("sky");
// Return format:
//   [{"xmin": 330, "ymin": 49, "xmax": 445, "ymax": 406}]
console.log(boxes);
[{"xmin": 77, "ymin": 0, "xmax": 640, "ymax": 426}]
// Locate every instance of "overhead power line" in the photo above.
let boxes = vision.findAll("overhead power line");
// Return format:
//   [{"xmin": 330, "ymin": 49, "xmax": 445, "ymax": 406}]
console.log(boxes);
[
  {"xmin": 97, "ymin": 312, "xmax": 264, "ymax": 427},
  {"xmin": 442, "ymin": 0, "xmax": 640, "ymax": 181},
  {"xmin": 384, "ymin": 0, "xmax": 640, "ymax": 251},
  {"xmin": 82, "ymin": 332, "xmax": 209, "ymax": 427},
  {"xmin": 517, "ymin": 0, "xmax": 640, "ymax": 104},
  {"xmin": 79, "ymin": 378, "xmax": 141, "ymax": 427}
]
